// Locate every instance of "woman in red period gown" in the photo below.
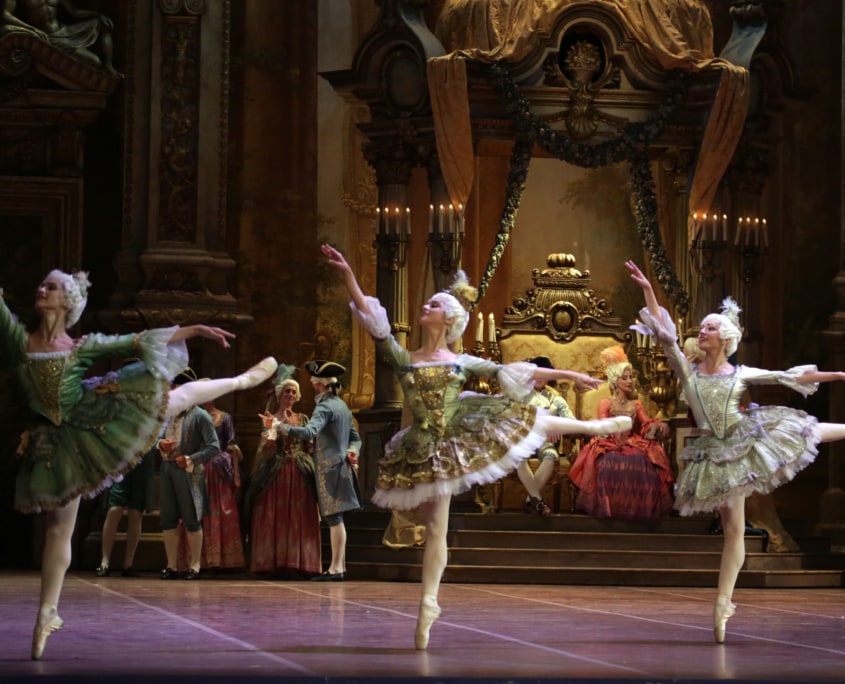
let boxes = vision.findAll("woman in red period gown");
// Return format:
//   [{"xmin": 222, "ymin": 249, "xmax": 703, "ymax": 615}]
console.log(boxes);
[
  {"xmin": 570, "ymin": 345, "xmax": 675, "ymax": 521},
  {"xmin": 245, "ymin": 365, "xmax": 321, "ymax": 577}
]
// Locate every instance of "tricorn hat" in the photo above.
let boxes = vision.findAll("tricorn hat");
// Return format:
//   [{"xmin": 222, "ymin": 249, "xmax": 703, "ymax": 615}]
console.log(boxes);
[
  {"xmin": 305, "ymin": 360, "xmax": 346, "ymax": 379},
  {"xmin": 528, "ymin": 355, "xmax": 554, "ymax": 370}
]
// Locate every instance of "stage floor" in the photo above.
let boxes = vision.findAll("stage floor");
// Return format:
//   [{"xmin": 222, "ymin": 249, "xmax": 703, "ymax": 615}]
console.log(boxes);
[{"xmin": 1, "ymin": 570, "xmax": 844, "ymax": 683}]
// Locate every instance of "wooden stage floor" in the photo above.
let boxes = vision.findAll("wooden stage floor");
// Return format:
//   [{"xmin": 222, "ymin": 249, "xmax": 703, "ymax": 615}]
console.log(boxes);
[{"xmin": 1, "ymin": 570, "xmax": 844, "ymax": 683}]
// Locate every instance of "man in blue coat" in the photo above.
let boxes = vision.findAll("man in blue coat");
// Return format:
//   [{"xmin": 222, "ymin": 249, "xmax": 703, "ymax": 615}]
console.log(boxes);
[{"xmin": 281, "ymin": 360, "xmax": 361, "ymax": 581}]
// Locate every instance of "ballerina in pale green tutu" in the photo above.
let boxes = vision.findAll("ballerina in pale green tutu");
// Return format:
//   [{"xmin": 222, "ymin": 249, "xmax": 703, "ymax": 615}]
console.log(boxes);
[
  {"xmin": 626, "ymin": 259, "xmax": 845, "ymax": 643},
  {"xmin": 2, "ymin": 269, "xmax": 277, "ymax": 660}
]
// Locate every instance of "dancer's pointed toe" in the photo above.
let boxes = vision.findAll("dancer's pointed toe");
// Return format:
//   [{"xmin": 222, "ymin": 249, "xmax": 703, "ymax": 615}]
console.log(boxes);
[
  {"xmin": 236, "ymin": 357, "xmax": 278, "ymax": 389},
  {"xmin": 414, "ymin": 597, "xmax": 441, "ymax": 650},
  {"xmin": 713, "ymin": 595, "xmax": 736, "ymax": 644},
  {"xmin": 31, "ymin": 614, "xmax": 63, "ymax": 661}
]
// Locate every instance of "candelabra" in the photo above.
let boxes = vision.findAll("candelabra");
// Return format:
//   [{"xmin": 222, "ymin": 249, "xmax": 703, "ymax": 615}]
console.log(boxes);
[
  {"xmin": 690, "ymin": 212, "xmax": 730, "ymax": 282},
  {"xmin": 635, "ymin": 338, "xmax": 676, "ymax": 419},
  {"xmin": 734, "ymin": 217, "xmax": 768, "ymax": 284},
  {"xmin": 373, "ymin": 205, "xmax": 411, "ymax": 273},
  {"xmin": 428, "ymin": 202, "xmax": 465, "ymax": 274}
]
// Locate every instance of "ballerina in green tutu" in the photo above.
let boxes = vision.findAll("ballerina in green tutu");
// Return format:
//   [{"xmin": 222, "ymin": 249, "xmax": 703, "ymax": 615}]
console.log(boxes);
[{"xmin": 3, "ymin": 269, "xmax": 277, "ymax": 660}]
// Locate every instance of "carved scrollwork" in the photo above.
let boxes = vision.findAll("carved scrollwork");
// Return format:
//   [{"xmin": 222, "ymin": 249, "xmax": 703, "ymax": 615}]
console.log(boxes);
[
  {"xmin": 158, "ymin": 0, "xmax": 206, "ymax": 15},
  {"xmin": 0, "ymin": 32, "xmax": 33, "ymax": 78},
  {"xmin": 500, "ymin": 253, "xmax": 622, "ymax": 343}
]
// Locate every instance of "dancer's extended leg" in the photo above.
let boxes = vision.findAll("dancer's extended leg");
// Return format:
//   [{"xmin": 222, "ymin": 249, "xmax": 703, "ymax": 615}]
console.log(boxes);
[
  {"xmin": 539, "ymin": 414, "xmax": 631, "ymax": 437},
  {"xmin": 817, "ymin": 423, "xmax": 845, "ymax": 443},
  {"xmin": 328, "ymin": 522, "xmax": 347, "ymax": 574},
  {"xmin": 415, "ymin": 495, "xmax": 449, "ymax": 650},
  {"xmin": 166, "ymin": 357, "xmax": 277, "ymax": 417},
  {"xmin": 714, "ymin": 496, "xmax": 744, "ymax": 643},
  {"xmin": 32, "ymin": 496, "xmax": 79, "ymax": 660}
]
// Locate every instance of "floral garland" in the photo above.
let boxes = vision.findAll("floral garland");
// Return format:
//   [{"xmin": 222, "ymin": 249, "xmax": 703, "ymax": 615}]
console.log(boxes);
[{"xmin": 477, "ymin": 61, "xmax": 690, "ymax": 315}]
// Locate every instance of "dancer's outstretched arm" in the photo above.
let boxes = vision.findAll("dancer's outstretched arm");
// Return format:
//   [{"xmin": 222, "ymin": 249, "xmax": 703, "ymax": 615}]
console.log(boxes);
[
  {"xmin": 168, "ymin": 324, "xmax": 235, "ymax": 349},
  {"xmin": 534, "ymin": 367, "xmax": 601, "ymax": 391},
  {"xmin": 799, "ymin": 370, "xmax": 845, "ymax": 384},
  {"xmin": 322, "ymin": 244, "xmax": 373, "ymax": 317}
]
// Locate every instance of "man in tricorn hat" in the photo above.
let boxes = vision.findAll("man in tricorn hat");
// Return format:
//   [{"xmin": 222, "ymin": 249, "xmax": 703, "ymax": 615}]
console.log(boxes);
[{"xmin": 271, "ymin": 360, "xmax": 361, "ymax": 581}]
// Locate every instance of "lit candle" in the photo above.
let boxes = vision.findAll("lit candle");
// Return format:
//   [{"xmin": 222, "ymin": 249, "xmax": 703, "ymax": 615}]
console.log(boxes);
[
  {"xmin": 376, "ymin": 207, "xmax": 382, "ymax": 234},
  {"xmin": 635, "ymin": 319, "xmax": 644, "ymax": 348},
  {"xmin": 734, "ymin": 217, "xmax": 743, "ymax": 246},
  {"xmin": 448, "ymin": 204, "xmax": 455, "ymax": 234},
  {"xmin": 405, "ymin": 207, "xmax": 411, "ymax": 237},
  {"xmin": 722, "ymin": 214, "xmax": 728, "ymax": 242},
  {"xmin": 394, "ymin": 206, "xmax": 401, "ymax": 235},
  {"xmin": 438, "ymin": 204, "xmax": 444, "ymax": 234},
  {"xmin": 488, "ymin": 312, "xmax": 496, "ymax": 342},
  {"xmin": 457, "ymin": 203, "xmax": 465, "ymax": 237},
  {"xmin": 762, "ymin": 217, "xmax": 768, "ymax": 247},
  {"xmin": 476, "ymin": 311, "xmax": 484, "ymax": 343},
  {"xmin": 745, "ymin": 216, "xmax": 752, "ymax": 245},
  {"xmin": 428, "ymin": 204, "xmax": 434, "ymax": 235},
  {"xmin": 711, "ymin": 214, "xmax": 718, "ymax": 241},
  {"xmin": 754, "ymin": 217, "xmax": 760, "ymax": 246}
]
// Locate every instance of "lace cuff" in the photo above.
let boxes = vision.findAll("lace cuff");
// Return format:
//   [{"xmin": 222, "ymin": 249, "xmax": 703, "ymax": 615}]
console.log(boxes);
[
  {"xmin": 497, "ymin": 361, "xmax": 536, "ymax": 402},
  {"xmin": 138, "ymin": 326, "xmax": 188, "ymax": 380},
  {"xmin": 349, "ymin": 296, "xmax": 391, "ymax": 339}
]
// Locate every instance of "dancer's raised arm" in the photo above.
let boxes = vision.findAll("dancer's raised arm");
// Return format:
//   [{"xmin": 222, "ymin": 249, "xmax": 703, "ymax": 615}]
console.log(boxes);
[
  {"xmin": 625, "ymin": 260, "xmax": 660, "ymax": 320},
  {"xmin": 321, "ymin": 244, "xmax": 372, "ymax": 317},
  {"xmin": 168, "ymin": 324, "xmax": 235, "ymax": 349}
]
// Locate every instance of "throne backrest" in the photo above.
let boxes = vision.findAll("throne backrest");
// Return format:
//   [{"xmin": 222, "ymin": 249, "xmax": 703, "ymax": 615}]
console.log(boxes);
[{"xmin": 493, "ymin": 253, "xmax": 634, "ymax": 420}]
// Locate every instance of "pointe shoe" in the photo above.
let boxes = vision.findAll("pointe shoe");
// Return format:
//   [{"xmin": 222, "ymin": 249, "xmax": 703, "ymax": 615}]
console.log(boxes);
[
  {"xmin": 235, "ymin": 357, "xmax": 278, "ymax": 390},
  {"xmin": 414, "ymin": 597, "xmax": 441, "ymax": 650},
  {"xmin": 31, "ymin": 614, "xmax": 63, "ymax": 660},
  {"xmin": 714, "ymin": 595, "xmax": 736, "ymax": 644},
  {"xmin": 581, "ymin": 416, "xmax": 633, "ymax": 436}
]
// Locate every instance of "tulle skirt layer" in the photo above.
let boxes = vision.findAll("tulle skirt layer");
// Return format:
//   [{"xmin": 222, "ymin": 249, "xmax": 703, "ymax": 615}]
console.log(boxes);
[
  {"xmin": 674, "ymin": 405, "xmax": 819, "ymax": 516},
  {"xmin": 372, "ymin": 394, "xmax": 544, "ymax": 510}
]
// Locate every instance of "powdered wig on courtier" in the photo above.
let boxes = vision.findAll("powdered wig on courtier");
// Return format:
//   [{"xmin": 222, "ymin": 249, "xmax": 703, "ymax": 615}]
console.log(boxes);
[
  {"xmin": 430, "ymin": 269, "xmax": 478, "ymax": 345},
  {"xmin": 701, "ymin": 296, "xmax": 743, "ymax": 357},
  {"xmin": 48, "ymin": 269, "xmax": 91, "ymax": 328},
  {"xmin": 276, "ymin": 378, "xmax": 301, "ymax": 401}
]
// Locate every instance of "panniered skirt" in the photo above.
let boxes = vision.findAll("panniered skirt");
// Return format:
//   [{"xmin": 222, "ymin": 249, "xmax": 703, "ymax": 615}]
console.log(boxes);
[
  {"xmin": 248, "ymin": 457, "xmax": 322, "ymax": 575},
  {"xmin": 372, "ymin": 393, "xmax": 544, "ymax": 510},
  {"xmin": 674, "ymin": 405, "xmax": 819, "ymax": 516},
  {"xmin": 575, "ymin": 446, "xmax": 674, "ymax": 521},
  {"xmin": 15, "ymin": 362, "xmax": 170, "ymax": 513}
]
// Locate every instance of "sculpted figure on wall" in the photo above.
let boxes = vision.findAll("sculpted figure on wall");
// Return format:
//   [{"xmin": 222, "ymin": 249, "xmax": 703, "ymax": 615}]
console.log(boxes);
[{"xmin": 0, "ymin": 0, "xmax": 120, "ymax": 75}]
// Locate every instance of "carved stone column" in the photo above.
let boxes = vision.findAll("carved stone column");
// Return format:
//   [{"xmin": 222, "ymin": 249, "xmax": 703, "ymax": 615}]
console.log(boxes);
[{"xmin": 101, "ymin": 0, "xmax": 251, "ymax": 377}]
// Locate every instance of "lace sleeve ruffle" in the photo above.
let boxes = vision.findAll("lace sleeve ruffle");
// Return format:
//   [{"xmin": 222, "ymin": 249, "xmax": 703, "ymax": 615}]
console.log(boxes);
[
  {"xmin": 349, "ymin": 296, "xmax": 391, "ymax": 339},
  {"xmin": 497, "ymin": 360, "xmax": 536, "ymax": 402},
  {"xmin": 740, "ymin": 364, "xmax": 819, "ymax": 397},
  {"xmin": 138, "ymin": 326, "xmax": 189, "ymax": 381},
  {"xmin": 636, "ymin": 305, "xmax": 678, "ymax": 345}
]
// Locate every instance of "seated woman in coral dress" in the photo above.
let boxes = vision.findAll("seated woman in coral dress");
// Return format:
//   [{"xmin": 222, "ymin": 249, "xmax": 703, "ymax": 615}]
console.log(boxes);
[{"xmin": 569, "ymin": 346, "xmax": 675, "ymax": 521}]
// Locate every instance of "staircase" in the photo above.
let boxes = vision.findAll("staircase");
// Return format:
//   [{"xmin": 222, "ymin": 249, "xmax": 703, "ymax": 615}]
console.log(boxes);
[
  {"xmin": 79, "ymin": 505, "xmax": 845, "ymax": 587},
  {"xmin": 340, "ymin": 507, "xmax": 845, "ymax": 588}
]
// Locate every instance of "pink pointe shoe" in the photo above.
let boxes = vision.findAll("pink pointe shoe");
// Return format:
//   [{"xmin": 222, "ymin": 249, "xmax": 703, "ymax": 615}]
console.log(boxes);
[
  {"xmin": 414, "ymin": 596, "xmax": 441, "ymax": 650},
  {"xmin": 714, "ymin": 595, "xmax": 736, "ymax": 644},
  {"xmin": 31, "ymin": 614, "xmax": 63, "ymax": 660},
  {"xmin": 235, "ymin": 357, "xmax": 278, "ymax": 390}
]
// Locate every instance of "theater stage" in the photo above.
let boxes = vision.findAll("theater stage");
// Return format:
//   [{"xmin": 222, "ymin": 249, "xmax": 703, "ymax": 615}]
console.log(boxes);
[{"xmin": 0, "ymin": 570, "xmax": 843, "ymax": 683}]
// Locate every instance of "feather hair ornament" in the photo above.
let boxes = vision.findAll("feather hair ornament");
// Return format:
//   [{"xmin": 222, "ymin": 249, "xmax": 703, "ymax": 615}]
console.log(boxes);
[
  {"xmin": 599, "ymin": 345, "xmax": 629, "ymax": 369},
  {"xmin": 447, "ymin": 269, "xmax": 478, "ymax": 311},
  {"xmin": 272, "ymin": 363, "xmax": 298, "ymax": 390},
  {"xmin": 718, "ymin": 296, "xmax": 743, "ymax": 330}
]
